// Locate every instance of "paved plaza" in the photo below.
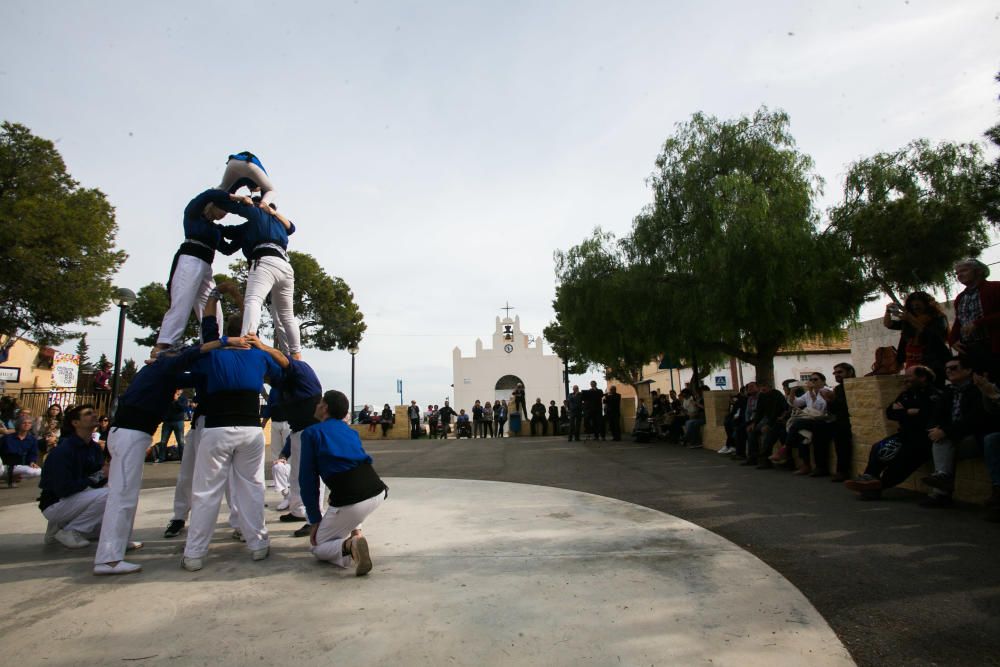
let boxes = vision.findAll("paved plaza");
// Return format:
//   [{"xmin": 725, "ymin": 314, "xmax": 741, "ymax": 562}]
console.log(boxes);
[{"xmin": 2, "ymin": 436, "xmax": 999, "ymax": 666}]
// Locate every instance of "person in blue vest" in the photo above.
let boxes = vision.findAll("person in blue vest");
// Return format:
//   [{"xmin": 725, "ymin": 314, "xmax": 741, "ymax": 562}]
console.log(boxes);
[
  {"xmin": 300, "ymin": 389, "xmax": 387, "ymax": 576},
  {"xmin": 180, "ymin": 336, "xmax": 285, "ymax": 572},
  {"xmin": 216, "ymin": 194, "xmax": 301, "ymax": 358},
  {"xmin": 244, "ymin": 333, "xmax": 324, "ymax": 537},
  {"xmin": 92, "ymin": 336, "xmax": 245, "ymax": 576},
  {"xmin": 154, "ymin": 189, "xmax": 244, "ymax": 353},
  {"xmin": 218, "ymin": 151, "xmax": 276, "ymax": 206}
]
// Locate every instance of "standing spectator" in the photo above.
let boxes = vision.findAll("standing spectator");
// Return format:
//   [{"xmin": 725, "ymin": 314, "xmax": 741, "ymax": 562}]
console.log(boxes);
[
  {"xmin": 511, "ymin": 383, "xmax": 528, "ymax": 420},
  {"xmin": 529, "ymin": 399, "xmax": 547, "ymax": 436},
  {"xmin": 884, "ymin": 291, "xmax": 951, "ymax": 383},
  {"xmin": 38, "ymin": 404, "xmax": 110, "ymax": 549},
  {"xmin": 155, "ymin": 389, "xmax": 188, "ymax": 463},
  {"xmin": 582, "ymin": 381, "xmax": 605, "ymax": 441},
  {"xmin": 816, "ymin": 363, "xmax": 856, "ymax": 481},
  {"xmin": 93, "ymin": 361, "xmax": 112, "ymax": 392},
  {"xmin": 567, "ymin": 386, "xmax": 582, "ymax": 441},
  {"xmin": 845, "ymin": 366, "xmax": 942, "ymax": 500},
  {"xmin": 1, "ymin": 414, "xmax": 42, "ymax": 483},
  {"xmin": 950, "ymin": 258, "xmax": 1000, "ymax": 379},
  {"xmin": 494, "ymin": 400, "xmax": 508, "ymax": 438},
  {"xmin": 472, "ymin": 400, "xmax": 485, "ymax": 438},
  {"xmin": 380, "ymin": 404, "xmax": 393, "ymax": 437},
  {"xmin": 604, "ymin": 387, "xmax": 622, "ymax": 441},
  {"xmin": 437, "ymin": 401, "xmax": 458, "ymax": 439},
  {"xmin": 425, "ymin": 404, "xmax": 438, "ymax": 438},
  {"xmin": 547, "ymin": 400, "xmax": 559, "ymax": 436},
  {"xmin": 482, "ymin": 401, "xmax": 494, "ymax": 438},
  {"xmin": 407, "ymin": 400, "xmax": 422, "ymax": 439},
  {"xmin": 921, "ymin": 356, "xmax": 987, "ymax": 507}
]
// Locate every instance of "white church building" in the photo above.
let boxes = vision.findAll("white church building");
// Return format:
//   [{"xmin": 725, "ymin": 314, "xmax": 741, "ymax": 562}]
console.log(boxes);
[{"xmin": 452, "ymin": 315, "xmax": 565, "ymax": 412}]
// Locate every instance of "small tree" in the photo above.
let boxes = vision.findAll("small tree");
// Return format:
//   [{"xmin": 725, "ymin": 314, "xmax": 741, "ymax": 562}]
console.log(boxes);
[
  {"xmin": 829, "ymin": 138, "xmax": 994, "ymax": 303},
  {"xmin": 0, "ymin": 122, "xmax": 127, "ymax": 346},
  {"xmin": 97, "ymin": 352, "xmax": 110, "ymax": 370},
  {"xmin": 75, "ymin": 333, "xmax": 93, "ymax": 372},
  {"xmin": 120, "ymin": 358, "xmax": 137, "ymax": 387}
]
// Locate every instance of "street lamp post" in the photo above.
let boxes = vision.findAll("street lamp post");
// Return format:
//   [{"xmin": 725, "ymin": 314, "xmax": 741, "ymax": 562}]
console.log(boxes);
[
  {"xmin": 348, "ymin": 344, "xmax": 359, "ymax": 423},
  {"xmin": 109, "ymin": 287, "xmax": 137, "ymax": 414}
]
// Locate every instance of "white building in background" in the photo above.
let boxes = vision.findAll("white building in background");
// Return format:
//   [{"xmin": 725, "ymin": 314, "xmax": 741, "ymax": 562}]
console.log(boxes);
[{"xmin": 452, "ymin": 315, "xmax": 564, "ymax": 413}]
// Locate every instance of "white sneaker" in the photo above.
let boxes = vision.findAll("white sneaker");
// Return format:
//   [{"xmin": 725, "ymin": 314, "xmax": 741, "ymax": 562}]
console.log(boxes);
[
  {"xmin": 44, "ymin": 521, "xmax": 61, "ymax": 545},
  {"xmin": 276, "ymin": 499, "xmax": 290, "ymax": 511},
  {"xmin": 54, "ymin": 529, "xmax": 90, "ymax": 549},
  {"xmin": 126, "ymin": 541, "xmax": 143, "ymax": 551},
  {"xmin": 251, "ymin": 546, "xmax": 269, "ymax": 561},
  {"xmin": 182, "ymin": 556, "xmax": 204, "ymax": 572},
  {"xmin": 717, "ymin": 446, "xmax": 733, "ymax": 455},
  {"xmin": 93, "ymin": 561, "xmax": 142, "ymax": 576}
]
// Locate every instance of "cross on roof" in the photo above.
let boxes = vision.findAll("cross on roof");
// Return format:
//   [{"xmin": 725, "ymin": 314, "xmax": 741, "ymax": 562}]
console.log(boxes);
[{"xmin": 501, "ymin": 301, "xmax": 515, "ymax": 318}]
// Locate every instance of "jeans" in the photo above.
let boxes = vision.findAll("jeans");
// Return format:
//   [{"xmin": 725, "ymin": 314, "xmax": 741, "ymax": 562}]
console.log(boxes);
[
  {"xmin": 157, "ymin": 420, "xmax": 185, "ymax": 461},
  {"xmin": 684, "ymin": 418, "xmax": 705, "ymax": 445}
]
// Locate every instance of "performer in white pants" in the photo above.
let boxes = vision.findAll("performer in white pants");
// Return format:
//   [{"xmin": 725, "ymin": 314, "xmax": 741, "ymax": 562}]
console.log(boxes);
[
  {"xmin": 219, "ymin": 151, "xmax": 276, "ymax": 206},
  {"xmin": 217, "ymin": 195, "xmax": 301, "ymax": 358},
  {"xmin": 154, "ymin": 189, "xmax": 243, "ymax": 352},
  {"xmin": 38, "ymin": 405, "xmax": 111, "ymax": 550},
  {"xmin": 181, "ymin": 341, "xmax": 284, "ymax": 571},
  {"xmin": 246, "ymin": 334, "xmax": 325, "ymax": 536},
  {"xmin": 93, "ymin": 337, "xmax": 237, "ymax": 576},
  {"xmin": 301, "ymin": 390, "xmax": 388, "ymax": 576}
]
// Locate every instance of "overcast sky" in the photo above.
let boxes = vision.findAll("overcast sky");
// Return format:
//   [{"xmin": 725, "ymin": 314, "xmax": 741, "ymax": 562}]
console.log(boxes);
[{"xmin": 2, "ymin": 0, "xmax": 998, "ymax": 408}]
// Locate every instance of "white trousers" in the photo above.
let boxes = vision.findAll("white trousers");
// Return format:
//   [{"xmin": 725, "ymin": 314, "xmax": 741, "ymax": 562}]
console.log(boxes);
[
  {"xmin": 4, "ymin": 464, "xmax": 41, "ymax": 478},
  {"xmin": 94, "ymin": 427, "xmax": 151, "ymax": 565},
  {"xmin": 219, "ymin": 157, "xmax": 276, "ymax": 205},
  {"xmin": 312, "ymin": 489, "xmax": 387, "ymax": 566},
  {"xmin": 273, "ymin": 460, "xmax": 291, "ymax": 496},
  {"xmin": 157, "ymin": 254, "xmax": 223, "ymax": 347},
  {"xmin": 288, "ymin": 431, "xmax": 328, "ymax": 519},
  {"xmin": 172, "ymin": 415, "xmax": 203, "ymax": 521},
  {"xmin": 242, "ymin": 256, "xmax": 300, "ymax": 355},
  {"xmin": 43, "ymin": 486, "xmax": 109, "ymax": 536},
  {"xmin": 184, "ymin": 426, "xmax": 268, "ymax": 558},
  {"xmin": 270, "ymin": 420, "xmax": 291, "ymax": 461}
]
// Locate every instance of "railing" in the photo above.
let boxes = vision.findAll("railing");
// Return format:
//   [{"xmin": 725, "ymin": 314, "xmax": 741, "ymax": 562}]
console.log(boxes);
[{"xmin": 9, "ymin": 389, "xmax": 115, "ymax": 418}]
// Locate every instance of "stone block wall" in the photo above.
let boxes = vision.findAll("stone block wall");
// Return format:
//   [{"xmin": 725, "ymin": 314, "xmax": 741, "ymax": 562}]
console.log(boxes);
[{"xmin": 702, "ymin": 390, "xmax": 736, "ymax": 449}]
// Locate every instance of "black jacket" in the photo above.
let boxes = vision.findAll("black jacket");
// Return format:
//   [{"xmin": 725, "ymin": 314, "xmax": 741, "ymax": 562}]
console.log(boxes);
[
  {"xmin": 930, "ymin": 381, "xmax": 987, "ymax": 441},
  {"xmin": 886, "ymin": 385, "xmax": 942, "ymax": 445}
]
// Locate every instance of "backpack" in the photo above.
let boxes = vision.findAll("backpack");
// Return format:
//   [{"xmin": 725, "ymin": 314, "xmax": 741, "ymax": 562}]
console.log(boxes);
[{"xmin": 866, "ymin": 346, "xmax": 901, "ymax": 376}]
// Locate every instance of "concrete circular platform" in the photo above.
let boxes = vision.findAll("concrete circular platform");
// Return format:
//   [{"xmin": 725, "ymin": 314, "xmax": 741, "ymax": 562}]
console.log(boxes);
[{"xmin": 0, "ymin": 478, "xmax": 852, "ymax": 666}]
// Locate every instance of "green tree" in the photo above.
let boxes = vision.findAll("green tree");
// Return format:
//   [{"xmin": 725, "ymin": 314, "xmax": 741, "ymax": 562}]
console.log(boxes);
[
  {"xmin": 120, "ymin": 358, "xmax": 138, "ymax": 386},
  {"xmin": 97, "ymin": 352, "xmax": 110, "ymax": 369},
  {"xmin": 0, "ymin": 122, "xmax": 127, "ymax": 346},
  {"xmin": 829, "ymin": 138, "xmax": 994, "ymax": 303},
  {"xmin": 75, "ymin": 333, "xmax": 93, "ymax": 372},
  {"xmin": 627, "ymin": 108, "xmax": 865, "ymax": 387},
  {"xmin": 982, "ymin": 71, "xmax": 1000, "ymax": 229},
  {"xmin": 129, "ymin": 251, "xmax": 366, "ymax": 351},
  {"xmin": 541, "ymin": 318, "xmax": 591, "ymax": 376}
]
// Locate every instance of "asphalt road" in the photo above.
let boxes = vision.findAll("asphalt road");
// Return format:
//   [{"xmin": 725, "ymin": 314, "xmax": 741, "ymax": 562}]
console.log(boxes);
[{"xmin": 5, "ymin": 435, "xmax": 998, "ymax": 666}]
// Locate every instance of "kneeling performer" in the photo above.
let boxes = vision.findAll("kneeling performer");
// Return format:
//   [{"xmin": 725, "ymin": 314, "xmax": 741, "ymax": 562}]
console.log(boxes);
[{"xmin": 300, "ymin": 390, "xmax": 387, "ymax": 576}]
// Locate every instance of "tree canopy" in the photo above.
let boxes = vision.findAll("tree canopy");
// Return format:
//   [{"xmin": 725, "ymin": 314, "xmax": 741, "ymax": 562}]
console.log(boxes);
[
  {"xmin": 829, "ymin": 138, "xmax": 995, "ymax": 303},
  {"xmin": 0, "ymin": 122, "xmax": 127, "ymax": 346}
]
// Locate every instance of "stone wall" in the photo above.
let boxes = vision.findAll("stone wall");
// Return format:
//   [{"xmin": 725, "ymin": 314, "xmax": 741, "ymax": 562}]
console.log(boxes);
[
  {"xmin": 702, "ymin": 390, "xmax": 736, "ymax": 449},
  {"xmin": 848, "ymin": 303, "xmax": 955, "ymax": 374}
]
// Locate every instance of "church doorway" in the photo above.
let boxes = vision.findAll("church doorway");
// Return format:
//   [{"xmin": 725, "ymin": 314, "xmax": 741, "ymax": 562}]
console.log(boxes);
[{"xmin": 494, "ymin": 374, "xmax": 523, "ymax": 406}]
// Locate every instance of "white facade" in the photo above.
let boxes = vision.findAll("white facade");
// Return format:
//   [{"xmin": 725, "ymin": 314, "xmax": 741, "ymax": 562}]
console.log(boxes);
[
  {"xmin": 700, "ymin": 353, "xmax": 854, "ymax": 391},
  {"xmin": 453, "ymin": 316, "xmax": 564, "ymax": 413}
]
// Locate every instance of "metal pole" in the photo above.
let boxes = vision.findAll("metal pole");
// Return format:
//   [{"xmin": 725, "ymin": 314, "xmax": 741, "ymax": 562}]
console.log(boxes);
[
  {"xmin": 109, "ymin": 304, "xmax": 127, "ymax": 415},
  {"xmin": 350, "ymin": 352, "xmax": 356, "ymax": 423},
  {"xmin": 563, "ymin": 359, "xmax": 570, "ymax": 400}
]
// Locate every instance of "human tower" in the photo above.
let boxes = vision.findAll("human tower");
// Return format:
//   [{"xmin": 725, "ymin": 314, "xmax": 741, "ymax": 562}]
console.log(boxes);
[{"xmin": 37, "ymin": 153, "xmax": 387, "ymax": 576}]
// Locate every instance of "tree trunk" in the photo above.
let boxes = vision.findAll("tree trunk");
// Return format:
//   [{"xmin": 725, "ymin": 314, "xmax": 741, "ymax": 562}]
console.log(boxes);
[{"xmin": 754, "ymin": 352, "xmax": 776, "ymax": 388}]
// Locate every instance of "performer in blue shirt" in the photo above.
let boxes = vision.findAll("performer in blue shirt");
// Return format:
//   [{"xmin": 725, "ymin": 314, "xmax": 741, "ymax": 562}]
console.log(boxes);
[
  {"xmin": 181, "ymin": 340, "xmax": 284, "ymax": 572},
  {"xmin": 93, "ymin": 336, "xmax": 242, "ymax": 576},
  {"xmin": 218, "ymin": 151, "xmax": 276, "ymax": 206},
  {"xmin": 217, "ymin": 194, "xmax": 301, "ymax": 358},
  {"xmin": 300, "ymin": 389, "xmax": 387, "ymax": 576},
  {"xmin": 154, "ymin": 189, "xmax": 243, "ymax": 353}
]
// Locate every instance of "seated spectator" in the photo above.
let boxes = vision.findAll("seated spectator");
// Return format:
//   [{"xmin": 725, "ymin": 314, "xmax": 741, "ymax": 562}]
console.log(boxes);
[
  {"xmin": 818, "ymin": 363, "xmax": 856, "ymax": 482},
  {"xmin": 456, "ymin": 409, "xmax": 470, "ymax": 425},
  {"xmin": 38, "ymin": 405, "xmax": 110, "ymax": 549},
  {"xmin": 1, "ymin": 414, "xmax": 42, "ymax": 484},
  {"xmin": 845, "ymin": 366, "xmax": 942, "ymax": 500},
  {"xmin": 730, "ymin": 383, "xmax": 757, "ymax": 461},
  {"xmin": 773, "ymin": 373, "xmax": 831, "ymax": 475},
  {"xmin": 978, "ymin": 375, "xmax": 1000, "ymax": 522},
  {"xmin": 548, "ymin": 400, "xmax": 560, "ymax": 437},
  {"xmin": 718, "ymin": 387, "xmax": 746, "ymax": 456},
  {"xmin": 883, "ymin": 291, "xmax": 951, "ymax": 384},
  {"xmin": 530, "ymin": 398, "xmax": 548, "ymax": 436},
  {"xmin": 921, "ymin": 356, "xmax": 987, "ymax": 508},
  {"xmin": 681, "ymin": 388, "xmax": 706, "ymax": 449},
  {"xmin": 745, "ymin": 380, "xmax": 786, "ymax": 467},
  {"xmin": 357, "ymin": 405, "xmax": 372, "ymax": 424}
]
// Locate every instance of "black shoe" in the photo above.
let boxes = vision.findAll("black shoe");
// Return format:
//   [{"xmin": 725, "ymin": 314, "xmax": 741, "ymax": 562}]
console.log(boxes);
[
  {"xmin": 920, "ymin": 495, "xmax": 954, "ymax": 508},
  {"xmin": 293, "ymin": 523, "xmax": 312, "ymax": 537},
  {"xmin": 279, "ymin": 513, "xmax": 307, "ymax": 523},
  {"xmin": 163, "ymin": 519, "xmax": 185, "ymax": 538}
]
